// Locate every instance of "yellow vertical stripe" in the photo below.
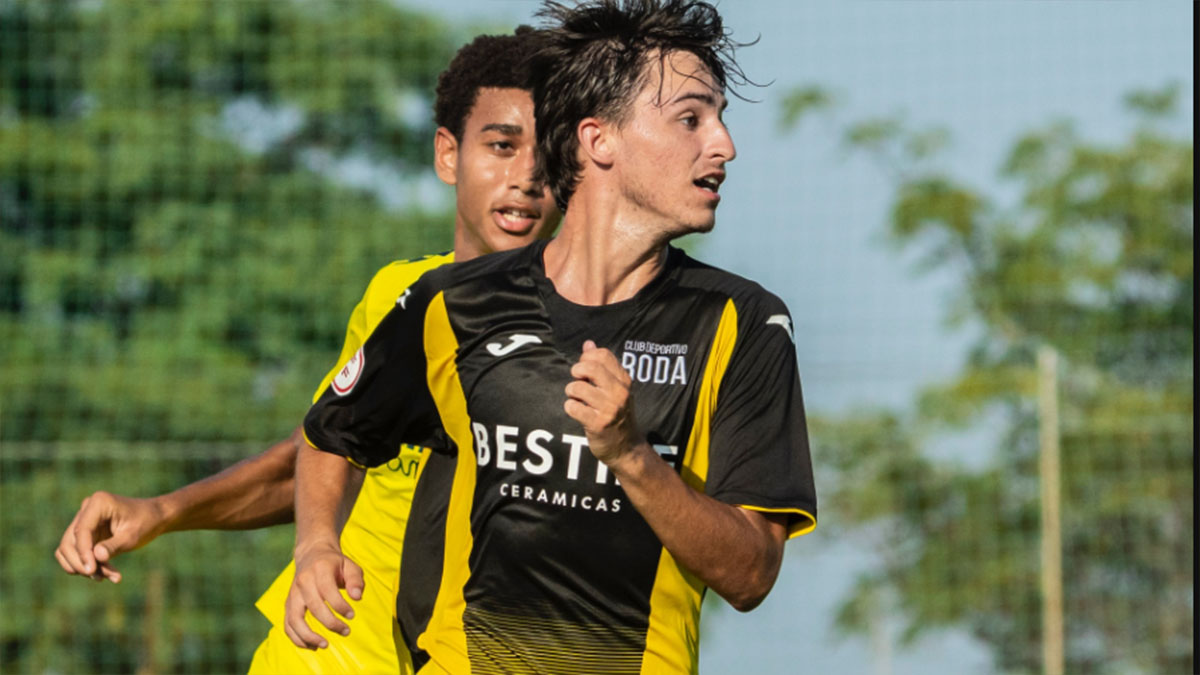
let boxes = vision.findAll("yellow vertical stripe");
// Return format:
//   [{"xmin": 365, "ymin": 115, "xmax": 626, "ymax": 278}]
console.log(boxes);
[
  {"xmin": 311, "ymin": 253, "xmax": 453, "ymax": 403},
  {"xmin": 641, "ymin": 299, "xmax": 739, "ymax": 674},
  {"xmin": 417, "ymin": 292, "xmax": 477, "ymax": 673},
  {"xmin": 682, "ymin": 299, "xmax": 738, "ymax": 491}
]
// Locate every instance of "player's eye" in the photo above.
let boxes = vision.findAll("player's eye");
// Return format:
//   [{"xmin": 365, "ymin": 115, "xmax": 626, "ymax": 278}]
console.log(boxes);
[
  {"xmin": 679, "ymin": 114, "xmax": 698, "ymax": 129},
  {"xmin": 489, "ymin": 141, "xmax": 515, "ymax": 154}
]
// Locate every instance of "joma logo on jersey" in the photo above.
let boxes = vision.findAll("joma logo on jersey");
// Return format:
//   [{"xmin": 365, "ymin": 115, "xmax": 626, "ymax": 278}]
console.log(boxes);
[
  {"xmin": 486, "ymin": 333, "xmax": 542, "ymax": 357},
  {"xmin": 766, "ymin": 314, "xmax": 794, "ymax": 342}
]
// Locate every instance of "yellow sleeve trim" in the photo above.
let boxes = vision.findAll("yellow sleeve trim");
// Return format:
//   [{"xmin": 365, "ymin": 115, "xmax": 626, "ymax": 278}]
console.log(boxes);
[
  {"xmin": 301, "ymin": 428, "xmax": 320, "ymax": 452},
  {"xmin": 737, "ymin": 505, "xmax": 817, "ymax": 539}
]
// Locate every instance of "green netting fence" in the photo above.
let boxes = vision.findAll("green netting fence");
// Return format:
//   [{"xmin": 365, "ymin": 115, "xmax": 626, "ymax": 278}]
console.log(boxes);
[{"xmin": 1, "ymin": 1, "xmax": 1192, "ymax": 674}]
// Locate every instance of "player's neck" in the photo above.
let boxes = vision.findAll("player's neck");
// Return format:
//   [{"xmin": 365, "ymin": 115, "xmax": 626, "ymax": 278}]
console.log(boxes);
[
  {"xmin": 543, "ymin": 191, "xmax": 668, "ymax": 306},
  {"xmin": 451, "ymin": 213, "xmax": 490, "ymax": 263}
]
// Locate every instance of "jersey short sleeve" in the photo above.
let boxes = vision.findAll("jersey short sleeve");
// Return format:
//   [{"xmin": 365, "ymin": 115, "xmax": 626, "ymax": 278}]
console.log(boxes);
[
  {"xmin": 303, "ymin": 271, "xmax": 447, "ymax": 468},
  {"xmin": 310, "ymin": 254, "xmax": 452, "ymax": 404},
  {"xmin": 704, "ymin": 291, "xmax": 817, "ymax": 538}
]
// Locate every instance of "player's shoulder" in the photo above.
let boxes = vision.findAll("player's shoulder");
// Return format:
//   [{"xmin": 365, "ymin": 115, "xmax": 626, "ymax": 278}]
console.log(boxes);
[
  {"xmin": 367, "ymin": 251, "xmax": 455, "ymax": 295},
  {"xmin": 417, "ymin": 241, "xmax": 541, "ymax": 290},
  {"xmin": 346, "ymin": 252, "xmax": 455, "ymax": 321},
  {"xmin": 671, "ymin": 246, "xmax": 789, "ymax": 317},
  {"xmin": 671, "ymin": 247, "xmax": 797, "ymax": 345}
]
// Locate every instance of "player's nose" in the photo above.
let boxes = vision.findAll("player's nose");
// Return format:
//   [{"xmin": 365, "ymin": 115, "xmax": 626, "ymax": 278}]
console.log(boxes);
[
  {"xmin": 510, "ymin": 148, "xmax": 542, "ymax": 196},
  {"xmin": 709, "ymin": 121, "xmax": 736, "ymax": 163}
]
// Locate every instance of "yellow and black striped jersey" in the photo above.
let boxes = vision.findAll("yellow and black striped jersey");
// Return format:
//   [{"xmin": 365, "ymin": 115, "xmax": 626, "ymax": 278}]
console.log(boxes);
[
  {"xmin": 303, "ymin": 240, "xmax": 816, "ymax": 674},
  {"xmin": 252, "ymin": 252, "xmax": 452, "ymax": 674}
]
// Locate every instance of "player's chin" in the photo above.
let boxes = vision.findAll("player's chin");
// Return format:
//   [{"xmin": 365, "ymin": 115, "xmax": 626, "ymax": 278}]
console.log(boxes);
[
  {"xmin": 486, "ymin": 230, "xmax": 539, "ymax": 253},
  {"xmin": 674, "ymin": 216, "xmax": 716, "ymax": 237}
]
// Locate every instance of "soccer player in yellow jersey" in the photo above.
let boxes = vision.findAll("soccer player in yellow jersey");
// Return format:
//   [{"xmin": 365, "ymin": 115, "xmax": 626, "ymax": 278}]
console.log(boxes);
[{"xmin": 53, "ymin": 28, "xmax": 560, "ymax": 674}]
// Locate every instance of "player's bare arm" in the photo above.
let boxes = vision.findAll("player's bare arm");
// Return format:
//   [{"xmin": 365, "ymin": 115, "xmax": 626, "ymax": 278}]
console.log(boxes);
[
  {"xmin": 285, "ymin": 441, "xmax": 366, "ymax": 650},
  {"xmin": 565, "ymin": 340, "xmax": 788, "ymax": 611},
  {"xmin": 54, "ymin": 427, "xmax": 301, "ymax": 583}
]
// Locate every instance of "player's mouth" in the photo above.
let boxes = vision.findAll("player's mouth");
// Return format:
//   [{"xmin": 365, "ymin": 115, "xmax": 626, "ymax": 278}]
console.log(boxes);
[
  {"xmin": 694, "ymin": 172, "xmax": 725, "ymax": 202},
  {"xmin": 492, "ymin": 205, "xmax": 542, "ymax": 235}
]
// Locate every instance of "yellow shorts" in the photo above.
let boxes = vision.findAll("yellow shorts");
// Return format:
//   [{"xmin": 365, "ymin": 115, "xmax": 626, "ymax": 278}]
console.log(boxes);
[{"xmin": 247, "ymin": 560, "xmax": 410, "ymax": 675}]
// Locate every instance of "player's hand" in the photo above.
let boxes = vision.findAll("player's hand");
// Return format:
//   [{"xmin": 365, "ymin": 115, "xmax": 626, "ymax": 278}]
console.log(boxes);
[
  {"xmin": 284, "ymin": 543, "xmax": 364, "ymax": 650},
  {"xmin": 53, "ymin": 491, "xmax": 167, "ymax": 584},
  {"xmin": 565, "ymin": 340, "xmax": 645, "ymax": 466}
]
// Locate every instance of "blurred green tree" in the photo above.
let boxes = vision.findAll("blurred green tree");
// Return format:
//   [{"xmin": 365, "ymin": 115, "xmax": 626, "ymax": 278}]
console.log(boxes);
[
  {"xmin": 0, "ymin": 0, "xmax": 455, "ymax": 442},
  {"xmin": 0, "ymin": 1, "xmax": 455, "ymax": 671},
  {"xmin": 783, "ymin": 85, "xmax": 1193, "ymax": 673}
]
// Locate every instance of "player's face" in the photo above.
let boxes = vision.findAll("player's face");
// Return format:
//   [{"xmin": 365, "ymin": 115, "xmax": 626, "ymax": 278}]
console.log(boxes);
[
  {"xmin": 611, "ymin": 50, "xmax": 736, "ymax": 237},
  {"xmin": 436, "ymin": 87, "xmax": 560, "ymax": 261}
]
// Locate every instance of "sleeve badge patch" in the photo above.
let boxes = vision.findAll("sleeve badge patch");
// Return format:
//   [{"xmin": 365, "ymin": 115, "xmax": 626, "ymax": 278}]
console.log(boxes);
[{"xmin": 331, "ymin": 347, "xmax": 365, "ymax": 396}]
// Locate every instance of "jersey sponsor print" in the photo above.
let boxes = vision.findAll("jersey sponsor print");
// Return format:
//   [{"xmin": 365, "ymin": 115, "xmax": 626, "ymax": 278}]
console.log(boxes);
[{"xmin": 304, "ymin": 241, "xmax": 816, "ymax": 674}]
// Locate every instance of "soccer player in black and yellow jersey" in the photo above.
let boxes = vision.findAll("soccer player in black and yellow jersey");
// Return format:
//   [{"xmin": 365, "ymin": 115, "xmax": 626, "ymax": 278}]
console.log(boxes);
[
  {"xmin": 53, "ymin": 29, "xmax": 560, "ymax": 674},
  {"xmin": 290, "ymin": 1, "xmax": 817, "ymax": 673}
]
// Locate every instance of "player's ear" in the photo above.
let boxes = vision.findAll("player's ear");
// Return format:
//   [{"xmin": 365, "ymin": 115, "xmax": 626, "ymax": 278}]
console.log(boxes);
[
  {"xmin": 577, "ymin": 117, "xmax": 614, "ymax": 168},
  {"xmin": 434, "ymin": 127, "xmax": 459, "ymax": 186}
]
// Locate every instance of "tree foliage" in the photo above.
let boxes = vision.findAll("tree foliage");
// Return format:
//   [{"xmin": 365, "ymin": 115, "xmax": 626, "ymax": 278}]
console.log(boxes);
[
  {"xmin": 0, "ymin": 1, "xmax": 456, "ymax": 671},
  {"xmin": 1, "ymin": 0, "xmax": 456, "ymax": 442},
  {"xmin": 791, "ymin": 85, "xmax": 1193, "ymax": 673},
  {"xmin": 1, "ymin": 444, "xmax": 294, "ymax": 673}
]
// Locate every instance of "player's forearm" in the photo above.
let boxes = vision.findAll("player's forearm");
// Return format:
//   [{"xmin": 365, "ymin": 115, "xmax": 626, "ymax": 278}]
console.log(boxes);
[
  {"xmin": 608, "ymin": 443, "xmax": 786, "ymax": 612},
  {"xmin": 293, "ymin": 441, "xmax": 364, "ymax": 557},
  {"xmin": 154, "ymin": 427, "xmax": 302, "ymax": 533}
]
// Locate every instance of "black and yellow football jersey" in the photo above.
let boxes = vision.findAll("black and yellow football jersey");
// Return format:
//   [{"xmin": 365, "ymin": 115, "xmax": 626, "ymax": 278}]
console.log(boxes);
[{"xmin": 304, "ymin": 240, "xmax": 816, "ymax": 674}]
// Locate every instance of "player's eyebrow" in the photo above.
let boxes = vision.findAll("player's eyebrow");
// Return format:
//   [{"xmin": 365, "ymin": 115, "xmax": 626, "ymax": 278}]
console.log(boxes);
[
  {"xmin": 670, "ymin": 91, "xmax": 728, "ymax": 112},
  {"xmin": 481, "ymin": 123, "xmax": 523, "ymax": 135}
]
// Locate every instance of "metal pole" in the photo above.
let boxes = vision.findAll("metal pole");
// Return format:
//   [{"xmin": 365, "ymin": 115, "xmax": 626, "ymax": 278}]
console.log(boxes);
[
  {"xmin": 869, "ymin": 590, "xmax": 893, "ymax": 675},
  {"xmin": 1037, "ymin": 345, "xmax": 1064, "ymax": 675}
]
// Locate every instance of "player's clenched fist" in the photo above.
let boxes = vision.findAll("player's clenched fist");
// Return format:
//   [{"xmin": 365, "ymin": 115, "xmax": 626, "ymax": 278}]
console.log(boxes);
[
  {"xmin": 54, "ymin": 490, "xmax": 167, "ymax": 584},
  {"xmin": 564, "ymin": 340, "xmax": 646, "ymax": 466},
  {"xmin": 284, "ymin": 543, "xmax": 364, "ymax": 650}
]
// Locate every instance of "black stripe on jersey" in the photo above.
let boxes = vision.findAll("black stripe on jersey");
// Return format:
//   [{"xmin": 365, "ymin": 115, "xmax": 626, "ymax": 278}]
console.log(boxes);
[{"xmin": 395, "ymin": 448, "xmax": 457, "ymax": 668}]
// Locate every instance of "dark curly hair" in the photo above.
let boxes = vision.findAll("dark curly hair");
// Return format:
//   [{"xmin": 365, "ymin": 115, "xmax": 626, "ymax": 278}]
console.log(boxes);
[
  {"xmin": 530, "ymin": 0, "xmax": 750, "ymax": 211},
  {"xmin": 434, "ymin": 25, "xmax": 543, "ymax": 140}
]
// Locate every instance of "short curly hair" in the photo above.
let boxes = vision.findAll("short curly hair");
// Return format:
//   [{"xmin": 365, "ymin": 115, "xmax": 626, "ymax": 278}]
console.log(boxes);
[{"xmin": 434, "ymin": 26, "xmax": 543, "ymax": 140}]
